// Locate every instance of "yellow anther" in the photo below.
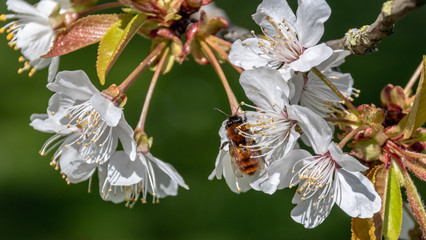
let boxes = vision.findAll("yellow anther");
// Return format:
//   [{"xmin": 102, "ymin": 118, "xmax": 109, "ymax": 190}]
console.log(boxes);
[
  {"xmin": 17, "ymin": 68, "xmax": 23, "ymax": 74},
  {"xmin": 18, "ymin": 56, "xmax": 25, "ymax": 62},
  {"xmin": 0, "ymin": 14, "xmax": 6, "ymax": 21},
  {"xmin": 0, "ymin": 28, "xmax": 4, "ymax": 34},
  {"xmin": 29, "ymin": 68, "xmax": 36, "ymax": 77},
  {"xmin": 6, "ymin": 32, "xmax": 13, "ymax": 41},
  {"xmin": 13, "ymin": 45, "xmax": 18, "ymax": 50}
]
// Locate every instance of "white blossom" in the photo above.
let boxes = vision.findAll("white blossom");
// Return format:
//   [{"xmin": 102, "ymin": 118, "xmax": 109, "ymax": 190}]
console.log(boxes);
[
  {"xmin": 208, "ymin": 121, "xmax": 275, "ymax": 194},
  {"xmin": 30, "ymin": 70, "xmax": 136, "ymax": 173},
  {"xmin": 290, "ymin": 50, "xmax": 356, "ymax": 117},
  {"xmin": 1, "ymin": 0, "xmax": 71, "ymax": 81},
  {"xmin": 229, "ymin": 0, "xmax": 333, "ymax": 80},
  {"xmin": 238, "ymin": 67, "xmax": 332, "ymax": 160},
  {"xmin": 100, "ymin": 151, "xmax": 189, "ymax": 207},
  {"xmin": 263, "ymin": 122, "xmax": 381, "ymax": 228}
]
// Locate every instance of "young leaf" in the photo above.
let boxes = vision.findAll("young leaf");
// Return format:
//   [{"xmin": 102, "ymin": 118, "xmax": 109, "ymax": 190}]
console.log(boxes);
[
  {"xmin": 43, "ymin": 14, "xmax": 132, "ymax": 58},
  {"xmin": 383, "ymin": 167, "xmax": 403, "ymax": 240},
  {"xmin": 403, "ymin": 56, "xmax": 426, "ymax": 139},
  {"xmin": 97, "ymin": 14, "xmax": 147, "ymax": 85},
  {"xmin": 404, "ymin": 171, "xmax": 426, "ymax": 236}
]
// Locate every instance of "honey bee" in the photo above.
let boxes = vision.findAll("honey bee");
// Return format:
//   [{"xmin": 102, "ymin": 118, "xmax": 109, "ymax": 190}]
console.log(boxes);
[{"xmin": 216, "ymin": 108, "xmax": 265, "ymax": 177}]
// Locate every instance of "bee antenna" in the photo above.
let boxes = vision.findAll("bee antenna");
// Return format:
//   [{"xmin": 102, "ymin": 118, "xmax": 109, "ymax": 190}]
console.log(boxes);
[{"xmin": 213, "ymin": 108, "xmax": 230, "ymax": 117}]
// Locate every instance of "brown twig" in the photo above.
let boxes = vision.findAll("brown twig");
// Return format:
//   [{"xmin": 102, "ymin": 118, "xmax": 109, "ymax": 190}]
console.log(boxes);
[{"xmin": 326, "ymin": 0, "xmax": 426, "ymax": 55}]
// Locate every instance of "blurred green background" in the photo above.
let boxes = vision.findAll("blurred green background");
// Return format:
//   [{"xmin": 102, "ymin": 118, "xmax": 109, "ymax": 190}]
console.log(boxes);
[{"xmin": 0, "ymin": 0, "xmax": 425, "ymax": 239}]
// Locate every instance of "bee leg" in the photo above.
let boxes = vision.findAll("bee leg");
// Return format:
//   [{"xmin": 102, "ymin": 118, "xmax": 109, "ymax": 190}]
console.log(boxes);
[{"xmin": 220, "ymin": 141, "xmax": 229, "ymax": 150}]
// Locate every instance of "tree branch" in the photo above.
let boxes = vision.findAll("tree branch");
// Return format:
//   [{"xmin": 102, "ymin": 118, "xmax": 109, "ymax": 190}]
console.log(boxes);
[{"xmin": 326, "ymin": 0, "xmax": 426, "ymax": 55}]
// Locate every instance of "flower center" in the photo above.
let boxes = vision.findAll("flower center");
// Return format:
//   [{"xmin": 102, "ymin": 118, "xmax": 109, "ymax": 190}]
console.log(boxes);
[
  {"xmin": 290, "ymin": 153, "xmax": 336, "ymax": 206},
  {"xmin": 239, "ymin": 103, "xmax": 292, "ymax": 157},
  {"xmin": 41, "ymin": 100, "xmax": 116, "ymax": 166},
  {"xmin": 251, "ymin": 16, "xmax": 304, "ymax": 65}
]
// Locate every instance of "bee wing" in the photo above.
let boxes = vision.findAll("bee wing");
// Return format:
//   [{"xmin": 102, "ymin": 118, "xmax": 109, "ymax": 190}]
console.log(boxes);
[{"xmin": 228, "ymin": 140, "xmax": 244, "ymax": 178}]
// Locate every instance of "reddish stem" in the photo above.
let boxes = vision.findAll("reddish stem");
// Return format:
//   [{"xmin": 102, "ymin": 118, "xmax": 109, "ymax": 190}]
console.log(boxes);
[
  {"xmin": 200, "ymin": 40, "xmax": 239, "ymax": 114},
  {"xmin": 118, "ymin": 43, "xmax": 165, "ymax": 94},
  {"xmin": 77, "ymin": 2, "xmax": 124, "ymax": 18},
  {"xmin": 136, "ymin": 47, "xmax": 170, "ymax": 131}
]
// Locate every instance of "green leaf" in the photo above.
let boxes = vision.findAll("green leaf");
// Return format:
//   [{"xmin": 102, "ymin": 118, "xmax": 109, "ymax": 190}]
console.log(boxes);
[
  {"xmin": 43, "ymin": 14, "xmax": 132, "ymax": 58},
  {"xmin": 383, "ymin": 167, "xmax": 403, "ymax": 240},
  {"xmin": 404, "ymin": 171, "xmax": 426, "ymax": 235},
  {"xmin": 403, "ymin": 56, "xmax": 426, "ymax": 139},
  {"xmin": 96, "ymin": 14, "xmax": 147, "ymax": 85}
]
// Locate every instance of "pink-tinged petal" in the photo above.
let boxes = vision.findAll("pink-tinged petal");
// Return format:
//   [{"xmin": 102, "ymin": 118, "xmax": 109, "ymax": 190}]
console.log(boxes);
[
  {"xmin": 59, "ymin": 147, "xmax": 97, "ymax": 184},
  {"xmin": 328, "ymin": 143, "xmax": 368, "ymax": 172},
  {"xmin": 296, "ymin": 0, "xmax": 331, "ymax": 47},
  {"xmin": 229, "ymin": 39, "xmax": 272, "ymax": 70},
  {"xmin": 114, "ymin": 117, "xmax": 137, "ymax": 160},
  {"xmin": 90, "ymin": 93, "xmax": 122, "ymax": 127},
  {"xmin": 252, "ymin": 0, "xmax": 296, "ymax": 25},
  {"xmin": 240, "ymin": 67, "xmax": 290, "ymax": 110},
  {"xmin": 291, "ymin": 188, "xmax": 335, "ymax": 228},
  {"xmin": 316, "ymin": 50, "xmax": 351, "ymax": 70},
  {"xmin": 289, "ymin": 43, "xmax": 332, "ymax": 72},
  {"xmin": 47, "ymin": 70, "xmax": 98, "ymax": 100},
  {"xmin": 107, "ymin": 151, "xmax": 143, "ymax": 186},
  {"xmin": 335, "ymin": 169, "xmax": 381, "ymax": 218},
  {"xmin": 287, "ymin": 105, "xmax": 332, "ymax": 154},
  {"xmin": 48, "ymin": 57, "xmax": 59, "ymax": 83}
]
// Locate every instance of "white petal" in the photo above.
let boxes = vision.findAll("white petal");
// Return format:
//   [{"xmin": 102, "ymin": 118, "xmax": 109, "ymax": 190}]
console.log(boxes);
[
  {"xmin": 291, "ymin": 187, "xmax": 335, "ymax": 228},
  {"xmin": 147, "ymin": 153, "xmax": 189, "ymax": 191},
  {"xmin": 7, "ymin": 0, "xmax": 45, "ymax": 17},
  {"xmin": 30, "ymin": 113, "xmax": 74, "ymax": 133},
  {"xmin": 240, "ymin": 67, "xmax": 290, "ymax": 110},
  {"xmin": 316, "ymin": 50, "xmax": 351, "ymax": 70},
  {"xmin": 328, "ymin": 143, "xmax": 368, "ymax": 172},
  {"xmin": 296, "ymin": 0, "xmax": 331, "ymax": 47},
  {"xmin": 90, "ymin": 93, "xmax": 122, "ymax": 127},
  {"xmin": 16, "ymin": 22, "xmax": 53, "ymax": 62},
  {"xmin": 268, "ymin": 149, "xmax": 312, "ymax": 190},
  {"xmin": 222, "ymin": 153, "xmax": 251, "ymax": 193},
  {"xmin": 229, "ymin": 39, "xmax": 272, "ymax": 70},
  {"xmin": 209, "ymin": 149, "xmax": 226, "ymax": 180},
  {"xmin": 288, "ymin": 73, "xmax": 304, "ymax": 104},
  {"xmin": 252, "ymin": 0, "xmax": 296, "ymax": 25},
  {"xmin": 47, "ymin": 56, "xmax": 60, "ymax": 83},
  {"xmin": 47, "ymin": 70, "xmax": 98, "ymax": 100},
  {"xmin": 287, "ymin": 105, "xmax": 332, "ymax": 154},
  {"xmin": 107, "ymin": 151, "xmax": 143, "ymax": 186},
  {"xmin": 98, "ymin": 164, "xmax": 126, "ymax": 203},
  {"xmin": 59, "ymin": 147, "xmax": 97, "ymax": 184},
  {"xmin": 114, "ymin": 116, "xmax": 137, "ymax": 160},
  {"xmin": 36, "ymin": 0, "xmax": 60, "ymax": 16},
  {"xmin": 288, "ymin": 43, "xmax": 333, "ymax": 72},
  {"xmin": 335, "ymin": 169, "xmax": 381, "ymax": 218}
]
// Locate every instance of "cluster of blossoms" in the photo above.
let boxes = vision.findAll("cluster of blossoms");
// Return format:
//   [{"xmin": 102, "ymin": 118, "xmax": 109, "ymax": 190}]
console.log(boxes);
[
  {"xmin": 2, "ymin": 0, "xmax": 189, "ymax": 206},
  {"xmin": 209, "ymin": 0, "xmax": 382, "ymax": 228},
  {"xmin": 1, "ymin": 0, "xmax": 425, "ymax": 236}
]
